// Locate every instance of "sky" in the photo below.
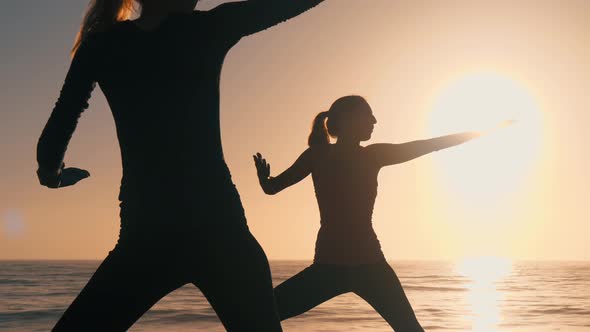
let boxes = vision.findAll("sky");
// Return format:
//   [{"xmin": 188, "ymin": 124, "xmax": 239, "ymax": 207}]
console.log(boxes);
[{"xmin": 1, "ymin": 0, "xmax": 589, "ymax": 260}]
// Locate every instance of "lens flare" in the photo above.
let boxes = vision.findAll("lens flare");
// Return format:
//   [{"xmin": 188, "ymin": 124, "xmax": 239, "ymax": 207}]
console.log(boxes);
[{"xmin": 2, "ymin": 210, "xmax": 26, "ymax": 238}]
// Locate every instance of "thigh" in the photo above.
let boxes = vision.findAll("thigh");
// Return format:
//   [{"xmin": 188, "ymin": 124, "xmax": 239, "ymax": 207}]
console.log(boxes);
[
  {"xmin": 192, "ymin": 227, "xmax": 282, "ymax": 332},
  {"xmin": 353, "ymin": 263, "xmax": 424, "ymax": 332},
  {"xmin": 52, "ymin": 248, "xmax": 184, "ymax": 332},
  {"xmin": 274, "ymin": 264, "xmax": 349, "ymax": 320}
]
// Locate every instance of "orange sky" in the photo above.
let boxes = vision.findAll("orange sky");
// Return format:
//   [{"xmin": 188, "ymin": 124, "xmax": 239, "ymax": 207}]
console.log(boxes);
[{"xmin": 1, "ymin": 0, "xmax": 589, "ymax": 260}]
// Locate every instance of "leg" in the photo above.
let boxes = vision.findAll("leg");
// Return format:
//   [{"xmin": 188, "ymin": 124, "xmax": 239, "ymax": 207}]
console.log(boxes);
[
  {"xmin": 191, "ymin": 226, "xmax": 282, "ymax": 332},
  {"xmin": 274, "ymin": 264, "xmax": 349, "ymax": 320},
  {"xmin": 353, "ymin": 263, "xmax": 424, "ymax": 332},
  {"xmin": 52, "ymin": 247, "xmax": 184, "ymax": 332}
]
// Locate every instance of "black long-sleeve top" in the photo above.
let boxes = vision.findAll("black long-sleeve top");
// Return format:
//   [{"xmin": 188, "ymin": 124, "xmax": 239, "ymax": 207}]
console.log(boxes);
[{"xmin": 37, "ymin": 1, "xmax": 324, "ymax": 217}]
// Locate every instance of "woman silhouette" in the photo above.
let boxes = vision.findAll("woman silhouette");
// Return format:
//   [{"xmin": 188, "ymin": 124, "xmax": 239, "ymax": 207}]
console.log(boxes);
[
  {"xmin": 36, "ymin": 0, "xmax": 324, "ymax": 331},
  {"xmin": 254, "ymin": 96, "xmax": 507, "ymax": 331}
]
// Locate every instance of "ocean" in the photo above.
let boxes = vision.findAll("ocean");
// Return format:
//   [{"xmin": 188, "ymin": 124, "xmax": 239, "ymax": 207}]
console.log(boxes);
[{"xmin": 0, "ymin": 260, "xmax": 588, "ymax": 331}]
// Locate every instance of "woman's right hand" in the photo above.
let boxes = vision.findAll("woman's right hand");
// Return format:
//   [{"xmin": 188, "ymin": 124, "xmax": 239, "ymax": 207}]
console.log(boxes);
[
  {"xmin": 253, "ymin": 152, "xmax": 270, "ymax": 181},
  {"xmin": 253, "ymin": 153, "xmax": 280, "ymax": 195},
  {"xmin": 37, "ymin": 163, "xmax": 90, "ymax": 188}
]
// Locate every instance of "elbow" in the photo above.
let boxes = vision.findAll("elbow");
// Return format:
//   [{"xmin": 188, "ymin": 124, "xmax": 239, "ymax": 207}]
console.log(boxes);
[
  {"xmin": 260, "ymin": 178, "xmax": 281, "ymax": 195},
  {"xmin": 263, "ymin": 187, "xmax": 279, "ymax": 196},
  {"xmin": 262, "ymin": 182, "xmax": 281, "ymax": 195}
]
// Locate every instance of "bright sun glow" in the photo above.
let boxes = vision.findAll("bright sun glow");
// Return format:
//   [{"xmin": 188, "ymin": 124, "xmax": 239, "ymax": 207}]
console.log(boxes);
[
  {"xmin": 429, "ymin": 73, "xmax": 543, "ymax": 206},
  {"xmin": 456, "ymin": 256, "xmax": 513, "ymax": 332}
]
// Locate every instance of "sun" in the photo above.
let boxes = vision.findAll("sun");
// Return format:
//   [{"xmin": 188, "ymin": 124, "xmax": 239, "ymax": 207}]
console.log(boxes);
[{"xmin": 429, "ymin": 72, "xmax": 543, "ymax": 206}]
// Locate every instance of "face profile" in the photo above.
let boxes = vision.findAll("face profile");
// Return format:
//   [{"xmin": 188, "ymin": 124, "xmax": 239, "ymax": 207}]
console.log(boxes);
[{"xmin": 339, "ymin": 106, "xmax": 377, "ymax": 142}]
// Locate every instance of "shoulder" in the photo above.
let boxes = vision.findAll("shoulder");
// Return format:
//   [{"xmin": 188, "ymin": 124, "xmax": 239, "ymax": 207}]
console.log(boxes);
[
  {"xmin": 305, "ymin": 144, "xmax": 333, "ymax": 166},
  {"xmin": 362, "ymin": 143, "xmax": 397, "ymax": 166},
  {"xmin": 71, "ymin": 27, "xmax": 121, "ymax": 80},
  {"xmin": 79, "ymin": 24, "xmax": 122, "ymax": 53},
  {"xmin": 192, "ymin": 2, "xmax": 239, "ymax": 22},
  {"xmin": 363, "ymin": 143, "xmax": 390, "ymax": 153},
  {"xmin": 298, "ymin": 147, "xmax": 314, "ymax": 161},
  {"xmin": 72, "ymin": 31, "xmax": 107, "ymax": 62},
  {"xmin": 206, "ymin": 1, "xmax": 243, "ymax": 14},
  {"xmin": 190, "ymin": 5, "xmax": 240, "ymax": 37},
  {"xmin": 307, "ymin": 144, "xmax": 331, "ymax": 157}
]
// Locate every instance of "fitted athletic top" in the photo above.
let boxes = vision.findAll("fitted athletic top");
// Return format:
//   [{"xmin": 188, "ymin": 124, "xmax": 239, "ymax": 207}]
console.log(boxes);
[
  {"xmin": 37, "ymin": 1, "xmax": 323, "ymax": 228},
  {"xmin": 311, "ymin": 145, "xmax": 386, "ymax": 265}
]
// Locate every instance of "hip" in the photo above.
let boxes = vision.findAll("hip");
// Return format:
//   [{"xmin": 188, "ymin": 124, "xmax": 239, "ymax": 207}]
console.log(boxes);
[
  {"xmin": 314, "ymin": 226, "xmax": 385, "ymax": 265},
  {"xmin": 116, "ymin": 182, "xmax": 248, "ymax": 243}
]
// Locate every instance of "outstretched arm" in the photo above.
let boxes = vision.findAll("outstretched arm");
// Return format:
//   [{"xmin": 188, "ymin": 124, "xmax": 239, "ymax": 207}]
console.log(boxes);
[
  {"xmin": 36, "ymin": 37, "xmax": 97, "ymax": 188},
  {"xmin": 367, "ymin": 132, "xmax": 482, "ymax": 168},
  {"xmin": 253, "ymin": 150, "xmax": 312, "ymax": 195},
  {"xmin": 211, "ymin": 0, "xmax": 325, "ymax": 38}
]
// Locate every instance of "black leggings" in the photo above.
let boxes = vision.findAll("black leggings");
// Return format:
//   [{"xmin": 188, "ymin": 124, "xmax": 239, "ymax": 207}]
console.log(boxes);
[
  {"xmin": 274, "ymin": 262, "xmax": 424, "ymax": 332},
  {"xmin": 52, "ymin": 224, "xmax": 282, "ymax": 332}
]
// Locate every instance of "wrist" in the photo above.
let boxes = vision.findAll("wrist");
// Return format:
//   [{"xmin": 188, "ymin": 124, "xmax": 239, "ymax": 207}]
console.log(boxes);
[
  {"xmin": 259, "ymin": 176, "xmax": 276, "ymax": 192},
  {"xmin": 37, "ymin": 163, "xmax": 63, "ymax": 187}
]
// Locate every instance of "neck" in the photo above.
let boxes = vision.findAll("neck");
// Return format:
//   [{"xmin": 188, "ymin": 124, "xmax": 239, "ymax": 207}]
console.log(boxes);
[{"xmin": 335, "ymin": 137, "xmax": 361, "ymax": 148}]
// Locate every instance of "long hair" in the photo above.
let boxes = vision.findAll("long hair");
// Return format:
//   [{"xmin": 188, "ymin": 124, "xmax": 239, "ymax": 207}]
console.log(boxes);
[
  {"xmin": 308, "ymin": 111, "xmax": 330, "ymax": 147},
  {"xmin": 72, "ymin": 0, "xmax": 136, "ymax": 56},
  {"xmin": 308, "ymin": 95, "xmax": 369, "ymax": 147}
]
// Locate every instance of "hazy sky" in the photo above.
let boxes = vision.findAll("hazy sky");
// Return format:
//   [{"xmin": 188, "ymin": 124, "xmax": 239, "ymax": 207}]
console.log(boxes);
[{"xmin": 1, "ymin": 0, "xmax": 589, "ymax": 260}]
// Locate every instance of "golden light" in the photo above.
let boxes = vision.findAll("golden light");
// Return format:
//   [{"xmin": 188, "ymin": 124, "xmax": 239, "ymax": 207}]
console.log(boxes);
[
  {"xmin": 456, "ymin": 256, "xmax": 513, "ymax": 332},
  {"xmin": 429, "ymin": 73, "xmax": 543, "ymax": 207},
  {"xmin": 456, "ymin": 256, "xmax": 512, "ymax": 283}
]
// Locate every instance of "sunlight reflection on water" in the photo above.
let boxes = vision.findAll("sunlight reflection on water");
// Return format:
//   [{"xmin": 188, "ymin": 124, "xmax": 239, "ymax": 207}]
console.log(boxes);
[
  {"xmin": 2, "ymin": 260, "xmax": 589, "ymax": 332},
  {"xmin": 455, "ymin": 256, "xmax": 512, "ymax": 332}
]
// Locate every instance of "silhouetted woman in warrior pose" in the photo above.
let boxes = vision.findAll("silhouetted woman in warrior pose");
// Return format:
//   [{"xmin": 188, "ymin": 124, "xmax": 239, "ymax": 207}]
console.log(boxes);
[
  {"xmin": 36, "ymin": 0, "xmax": 324, "ymax": 331},
  {"xmin": 254, "ymin": 96, "xmax": 509, "ymax": 331}
]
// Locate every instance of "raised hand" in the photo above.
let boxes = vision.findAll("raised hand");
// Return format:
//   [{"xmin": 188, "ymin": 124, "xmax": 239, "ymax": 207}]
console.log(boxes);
[
  {"xmin": 253, "ymin": 152, "xmax": 271, "ymax": 181},
  {"xmin": 499, "ymin": 119, "xmax": 516, "ymax": 128},
  {"xmin": 37, "ymin": 163, "xmax": 90, "ymax": 189},
  {"xmin": 480, "ymin": 119, "xmax": 516, "ymax": 136}
]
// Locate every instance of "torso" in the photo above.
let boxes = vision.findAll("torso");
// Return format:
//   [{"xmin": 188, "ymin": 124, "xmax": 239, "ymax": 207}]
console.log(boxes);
[
  {"xmin": 310, "ymin": 145, "xmax": 386, "ymax": 265},
  {"xmin": 93, "ymin": 13, "xmax": 243, "ymax": 225}
]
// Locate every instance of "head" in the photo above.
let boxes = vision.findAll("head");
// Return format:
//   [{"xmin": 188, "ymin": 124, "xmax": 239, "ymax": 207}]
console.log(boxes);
[
  {"xmin": 72, "ymin": 0, "xmax": 200, "ymax": 55},
  {"xmin": 308, "ymin": 96, "xmax": 377, "ymax": 147}
]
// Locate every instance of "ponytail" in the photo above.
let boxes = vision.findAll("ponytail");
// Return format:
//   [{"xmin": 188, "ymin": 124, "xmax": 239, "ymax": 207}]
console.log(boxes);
[
  {"xmin": 72, "ymin": 0, "xmax": 136, "ymax": 56},
  {"xmin": 308, "ymin": 111, "xmax": 330, "ymax": 147}
]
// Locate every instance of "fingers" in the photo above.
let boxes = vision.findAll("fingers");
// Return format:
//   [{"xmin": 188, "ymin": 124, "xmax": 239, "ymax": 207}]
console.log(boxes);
[
  {"xmin": 58, "ymin": 168, "xmax": 91, "ymax": 188},
  {"xmin": 253, "ymin": 152, "xmax": 271, "ymax": 180},
  {"xmin": 65, "ymin": 167, "xmax": 91, "ymax": 178},
  {"xmin": 253, "ymin": 153, "xmax": 268, "ymax": 168},
  {"xmin": 253, "ymin": 154, "xmax": 264, "ymax": 170},
  {"xmin": 503, "ymin": 119, "xmax": 516, "ymax": 127}
]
